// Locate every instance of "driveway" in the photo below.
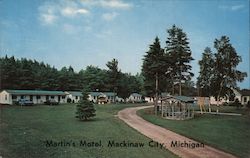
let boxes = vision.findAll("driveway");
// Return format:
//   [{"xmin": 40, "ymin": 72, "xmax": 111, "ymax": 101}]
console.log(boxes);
[{"xmin": 118, "ymin": 106, "xmax": 236, "ymax": 158}]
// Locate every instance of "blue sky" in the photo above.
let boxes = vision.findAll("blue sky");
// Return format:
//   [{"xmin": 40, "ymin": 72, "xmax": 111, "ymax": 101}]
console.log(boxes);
[{"xmin": 0, "ymin": 0, "xmax": 249, "ymax": 89}]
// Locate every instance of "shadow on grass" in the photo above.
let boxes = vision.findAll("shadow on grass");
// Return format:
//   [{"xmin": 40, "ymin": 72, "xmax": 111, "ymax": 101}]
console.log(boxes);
[{"xmin": 75, "ymin": 117, "xmax": 102, "ymax": 122}]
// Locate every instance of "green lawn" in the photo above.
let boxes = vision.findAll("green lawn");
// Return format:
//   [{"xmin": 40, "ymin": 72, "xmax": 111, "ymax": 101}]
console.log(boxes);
[
  {"xmin": 193, "ymin": 104, "xmax": 249, "ymax": 114},
  {"xmin": 138, "ymin": 107, "xmax": 250, "ymax": 158},
  {"xmin": 0, "ymin": 104, "xmax": 177, "ymax": 158}
]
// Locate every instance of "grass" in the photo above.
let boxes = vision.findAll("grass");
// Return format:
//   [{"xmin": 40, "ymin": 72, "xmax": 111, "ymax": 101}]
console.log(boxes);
[
  {"xmin": 194, "ymin": 104, "xmax": 249, "ymax": 114},
  {"xmin": 138, "ymin": 106, "xmax": 250, "ymax": 158},
  {"xmin": 0, "ymin": 103, "xmax": 177, "ymax": 158}
]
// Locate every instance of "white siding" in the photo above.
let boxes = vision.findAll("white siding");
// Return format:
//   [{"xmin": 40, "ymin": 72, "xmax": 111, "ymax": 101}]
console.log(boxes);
[
  {"xmin": 0, "ymin": 92, "xmax": 66, "ymax": 105},
  {"xmin": 242, "ymin": 96, "xmax": 250, "ymax": 105},
  {"xmin": 145, "ymin": 97, "xmax": 154, "ymax": 103},
  {"xmin": 209, "ymin": 96, "xmax": 228, "ymax": 105},
  {"xmin": 0, "ymin": 90, "xmax": 12, "ymax": 104}
]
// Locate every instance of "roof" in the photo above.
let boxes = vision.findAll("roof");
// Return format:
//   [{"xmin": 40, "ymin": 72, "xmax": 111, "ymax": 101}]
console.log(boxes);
[
  {"xmin": 66, "ymin": 91, "xmax": 83, "ymax": 96},
  {"xmin": 241, "ymin": 89, "xmax": 250, "ymax": 96},
  {"xmin": 162, "ymin": 95, "xmax": 195, "ymax": 103},
  {"xmin": 130, "ymin": 93, "xmax": 142, "ymax": 97},
  {"xmin": 90, "ymin": 92, "xmax": 116, "ymax": 97},
  {"xmin": 160, "ymin": 92, "xmax": 169, "ymax": 97},
  {"xmin": 4, "ymin": 90, "xmax": 66, "ymax": 96}
]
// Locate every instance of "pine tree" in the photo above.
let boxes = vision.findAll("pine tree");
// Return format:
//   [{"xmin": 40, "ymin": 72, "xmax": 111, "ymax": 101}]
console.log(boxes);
[
  {"xmin": 166, "ymin": 25, "xmax": 194, "ymax": 95},
  {"xmin": 75, "ymin": 88, "xmax": 96, "ymax": 121},
  {"xmin": 106, "ymin": 58, "xmax": 120, "ymax": 93},
  {"xmin": 142, "ymin": 37, "xmax": 166, "ymax": 114},
  {"xmin": 197, "ymin": 47, "xmax": 214, "ymax": 96}
]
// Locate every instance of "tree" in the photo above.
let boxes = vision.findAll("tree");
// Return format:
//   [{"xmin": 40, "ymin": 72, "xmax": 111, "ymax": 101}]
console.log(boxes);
[
  {"xmin": 106, "ymin": 58, "xmax": 120, "ymax": 93},
  {"xmin": 165, "ymin": 25, "xmax": 194, "ymax": 95},
  {"xmin": 117, "ymin": 73, "xmax": 142, "ymax": 99},
  {"xmin": 80, "ymin": 65, "xmax": 109, "ymax": 92},
  {"xmin": 142, "ymin": 37, "xmax": 165, "ymax": 114},
  {"xmin": 197, "ymin": 47, "xmax": 214, "ymax": 96},
  {"xmin": 75, "ymin": 87, "xmax": 96, "ymax": 121},
  {"xmin": 211, "ymin": 36, "xmax": 247, "ymax": 112}
]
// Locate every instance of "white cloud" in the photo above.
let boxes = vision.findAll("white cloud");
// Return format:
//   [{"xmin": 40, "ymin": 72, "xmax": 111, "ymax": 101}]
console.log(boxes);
[
  {"xmin": 38, "ymin": 1, "xmax": 89, "ymax": 25},
  {"xmin": 61, "ymin": 7, "xmax": 89, "ymax": 17},
  {"xmin": 40, "ymin": 14, "xmax": 57, "ymax": 25},
  {"xmin": 38, "ymin": 2, "xmax": 58, "ymax": 25},
  {"xmin": 81, "ymin": 0, "xmax": 133, "ymax": 9},
  {"xmin": 77, "ymin": 9, "xmax": 89, "ymax": 14},
  {"xmin": 100, "ymin": 0, "xmax": 132, "ymax": 9},
  {"xmin": 102, "ymin": 12, "xmax": 118, "ymax": 21},
  {"xmin": 219, "ymin": 4, "xmax": 245, "ymax": 11},
  {"xmin": 231, "ymin": 4, "xmax": 244, "ymax": 11}
]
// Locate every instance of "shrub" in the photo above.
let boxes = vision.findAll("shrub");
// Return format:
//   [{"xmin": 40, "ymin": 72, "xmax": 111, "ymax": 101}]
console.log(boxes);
[
  {"xmin": 234, "ymin": 98, "xmax": 242, "ymax": 109},
  {"xmin": 67, "ymin": 98, "xmax": 72, "ymax": 103},
  {"xmin": 75, "ymin": 89, "xmax": 96, "ymax": 121},
  {"xmin": 247, "ymin": 101, "xmax": 250, "ymax": 109}
]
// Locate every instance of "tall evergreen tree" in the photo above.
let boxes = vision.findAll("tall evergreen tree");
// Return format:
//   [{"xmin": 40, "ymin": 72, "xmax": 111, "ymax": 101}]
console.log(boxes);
[
  {"xmin": 142, "ymin": 37, "xmax": 165, "ymax": 113},
  {"xmin": 166, "ymin": 25, "xmax": 194, "ymax": 95},
  {"xmin": 106, "ymin": 58, "xmax": 120, "ymax": 93},
  {"xmin": 75, "ymin": 87, "xmax": 96, "ymax": 121},
  {"xmin": 197, "ymin": 47, "xmax": 214, "ymax": 96}
]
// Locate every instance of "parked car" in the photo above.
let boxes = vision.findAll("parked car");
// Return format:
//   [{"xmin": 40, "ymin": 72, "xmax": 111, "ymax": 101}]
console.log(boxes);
[
  {"xmin": 18, "ymin": 99, "xmax": 34, "ymax": 106},
  {"xmin": 44, "ymin": 99, "xmax": 59, "ymax": 105}
]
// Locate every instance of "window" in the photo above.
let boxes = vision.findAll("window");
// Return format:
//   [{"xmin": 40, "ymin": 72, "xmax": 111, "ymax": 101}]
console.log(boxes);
[
  {"xmin": 5, "ymin": 95, "xmax": 7, "ymax": 100},
  {"xmin": 51, "ymin": 96, "xmax": 54, "ymax": 99},
  {"xmin": 30, "ymin": 95, "xmax": 33, "ymax": 101},
  {"xmin": 36, "ymin": 95, "xmax": 41, "ymax": 99},
  {"xmin": 21, "ymin": 95, "xmax": 24, "ymax": 99},
  {"xmin": 46, "ymin": 95, "xmax": 49, "ymax": 100},
  {"xmin": 62, "ymin": 96, "xmax": 65, "ymax": 99},
  {"xmin": 244, "ymin": 97, "xmax": 247, "ymax": 103},
  {"xmin": 76, "ymin": 96, "xmax": 78, "ymax": 99},
  {"xmin": 12, "ymin": 95, "xmax": 17, "ymax": 100}
]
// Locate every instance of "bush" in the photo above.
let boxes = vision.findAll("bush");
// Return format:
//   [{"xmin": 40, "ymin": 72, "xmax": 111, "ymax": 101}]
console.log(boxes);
[
  {"xmin": 223, "ymin": 102, "xmax": 229, "ymax": 106},
  {"xmin": 247, "ymin": 101, "xmax": 250, "ymax": 109},
  {"xmin": 67, "ymin": 98, "xmax": 71, "ymax": 103},
  {"xmin": 234, "ymin": 98, "xmax": 242, "ymax": 109},
  {"xmin": 13, "ymin": 101, "xmax": 19, "ymax": 105}
]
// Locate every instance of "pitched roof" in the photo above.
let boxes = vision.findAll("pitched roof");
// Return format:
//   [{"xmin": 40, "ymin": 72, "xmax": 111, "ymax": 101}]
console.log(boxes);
[
  {"xmin": 162, "ymin": 95, "xmax": 195, "ymax": 103},
  {"xmin": 4, "ymin": 90, "xmax": 66, "ymax": 95},
  {"xmin": 89, "ymin": 92, "xmax": 116, "ymax": 97},
  {"xmin": 130, "ymin": 93, "xmax": 142, "ymax": 97},
  {"xmin": 241, "ymin": 89, "xmax": 250, "ymax": 96},
  {"xmin": 161, "ymin": 92, "xmax": 169, "ymax": 97},
  {"xmin": 66, "ymin": 91, "xmax": 83, "ymax": 96}
]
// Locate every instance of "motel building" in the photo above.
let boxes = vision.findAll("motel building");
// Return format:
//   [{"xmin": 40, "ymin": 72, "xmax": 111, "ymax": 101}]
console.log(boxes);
[
  {"xmin": 0, "ymin": 90, "xmax": 67, "ymax": 105},
  {"xmin": 126, "ymin": 93, "xmax": 142, "ymax": 103},
  {"xmin": 65, "ymin": 91, "xmax": 83, "ymax": 103},
  {"xmin": 88, "ymin": 92, "xmax": 116, "ymax": 104}
]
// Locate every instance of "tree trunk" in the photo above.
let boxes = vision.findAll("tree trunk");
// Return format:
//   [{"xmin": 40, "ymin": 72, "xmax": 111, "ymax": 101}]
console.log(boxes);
[
  {"xmin": 171, "ymin": 75, "xmax": 174, "ymax": 95},
  {"xmin": 155, "ymin": 73, "xmax": 159, "ymax": 115},
  {"xmin": 216, "ymin": 81, "xmax": 224, "ymax": 113},
  {"xmin": 179, "ymin": 79, "xmax": 182, "ymax": 96}
]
